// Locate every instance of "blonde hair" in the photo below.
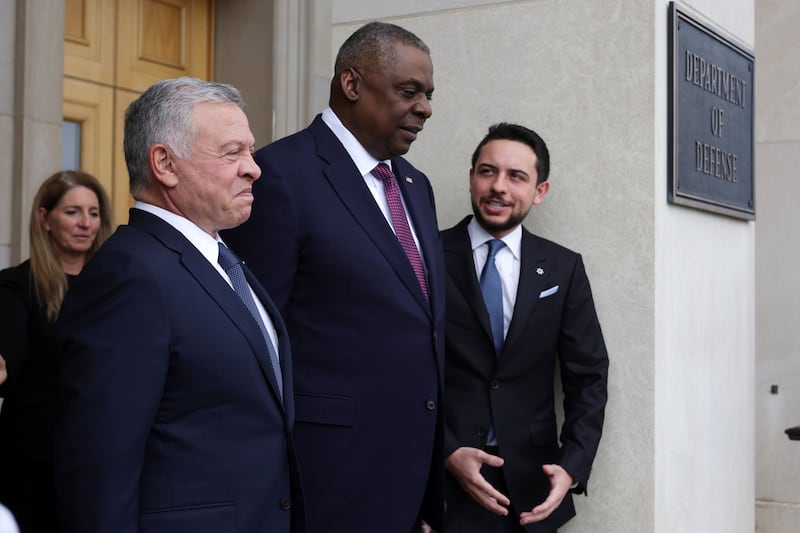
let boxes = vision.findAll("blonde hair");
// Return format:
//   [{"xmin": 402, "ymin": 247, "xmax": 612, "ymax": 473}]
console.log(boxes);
[{"xmin": 29, "ymin": 170, "xmax": 113, "ymax": 321}]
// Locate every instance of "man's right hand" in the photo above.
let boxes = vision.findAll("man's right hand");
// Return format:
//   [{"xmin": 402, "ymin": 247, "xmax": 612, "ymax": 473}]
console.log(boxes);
[
  {"xmin": 0, "ymin": 354, "xmax": 7, "ymax": 385},
  {"xmin": 445, "ymin": 446, "xmax": 510, "ymax": 515}
]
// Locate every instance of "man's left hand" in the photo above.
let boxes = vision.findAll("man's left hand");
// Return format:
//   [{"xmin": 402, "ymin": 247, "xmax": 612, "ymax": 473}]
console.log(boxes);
[{"xmin": 518, "ymin": 464, "xmax": 573, "ymax": 525}]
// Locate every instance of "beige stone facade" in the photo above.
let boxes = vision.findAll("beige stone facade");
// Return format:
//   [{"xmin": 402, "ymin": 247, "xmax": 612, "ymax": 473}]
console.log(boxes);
[{"xmin": 2, "ymin": 0, "xmax": 797, "ymax": 531}]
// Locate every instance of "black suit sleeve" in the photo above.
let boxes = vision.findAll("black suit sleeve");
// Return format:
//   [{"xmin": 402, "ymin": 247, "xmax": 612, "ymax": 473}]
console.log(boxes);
[
  {"xmin": 0, "ymin": 265, "xmax": 32, "ymax": 395},
  {"xmin": 556, "ymin": 254, "xmax": 609, "ymax": 493}
]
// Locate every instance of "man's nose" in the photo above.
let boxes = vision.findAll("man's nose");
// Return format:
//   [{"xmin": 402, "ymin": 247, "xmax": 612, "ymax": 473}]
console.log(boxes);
[
  {"xmin": 242, "ymin": 152, "xmax": 262, "ymax": 181},
  {"xmin": 490, "ymin": 174, "xmax": 509, "ymax": 192},
  {"xmin": 413, "ymin": 97, "xmax": 432, "ymax": 119}
]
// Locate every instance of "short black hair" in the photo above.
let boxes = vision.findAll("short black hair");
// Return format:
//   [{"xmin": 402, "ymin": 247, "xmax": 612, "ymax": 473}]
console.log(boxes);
[
  {"xmin": 334, "ymin": 21, "xmax": 429, "ymax": 76},
  {"xmin": 471, "ymin": 123, "xmax": 550, "ymax": 183}
]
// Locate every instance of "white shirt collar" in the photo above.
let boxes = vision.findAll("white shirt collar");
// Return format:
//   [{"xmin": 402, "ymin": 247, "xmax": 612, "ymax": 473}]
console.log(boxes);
[
  {"xmin": 467, "ymin": 216, "xmax": 523, "ymax": 261},
  {"xmin": 321, "ymin": 107, "xmax": 389, "ymax": 176},
  {"xmin": 133, "ymin": 201, "xmax": 225, "ymax": 266}
]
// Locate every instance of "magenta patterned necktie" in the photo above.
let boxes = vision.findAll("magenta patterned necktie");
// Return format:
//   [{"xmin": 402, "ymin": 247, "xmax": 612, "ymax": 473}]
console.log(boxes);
[{"xmin": 372, "ymin": 163, "xmax": 429, "ymax": 301}]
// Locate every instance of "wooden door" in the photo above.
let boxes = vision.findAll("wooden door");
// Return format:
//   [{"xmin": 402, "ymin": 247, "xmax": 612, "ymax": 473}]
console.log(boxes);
[{"xmin": 64, "ymin": 0, "xmax": 213, "ymax": 225}]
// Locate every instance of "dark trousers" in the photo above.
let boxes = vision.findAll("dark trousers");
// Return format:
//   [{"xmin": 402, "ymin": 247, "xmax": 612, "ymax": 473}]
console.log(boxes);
[{"xmin": 445, "ymin": 446, "xmax": 555, "ymax": 533}]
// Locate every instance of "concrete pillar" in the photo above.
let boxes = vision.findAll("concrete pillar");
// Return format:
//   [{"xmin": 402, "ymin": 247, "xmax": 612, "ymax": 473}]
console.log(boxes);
[
  {"xmin": 754, "ymin": 1, "xmax": 800, "ymax": 531},
  {"xmin": 214, "ymin": 0, "xmax": 275, "ymax": 148},
  {"xmin": 0, "ymin": 0, "xmax": 65, "ymax": 267}
]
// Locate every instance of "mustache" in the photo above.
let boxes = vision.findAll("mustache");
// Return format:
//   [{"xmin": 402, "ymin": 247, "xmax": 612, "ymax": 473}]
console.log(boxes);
[{"xmin": 482, "ymin": 195, "xmax": 510, "ymax": 206}]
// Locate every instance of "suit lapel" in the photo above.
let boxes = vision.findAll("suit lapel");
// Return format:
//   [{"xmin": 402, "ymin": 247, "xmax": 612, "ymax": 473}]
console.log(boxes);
[
  {"xmin": 245, "ymin": 266, "xmax": 293, "ymax": 417},
  {"xmin": 128, "ymin": 209, "xmax": 285, "ymax": 408},
  {"xmin": 310, "ymin": 118, "xmax": 431, "ymax": 315},
  {"xmin": 444, "ymin": 218, "xmax": 493, "ymax": 343},
  {"xmin": 503, "ymin": 228, "xmax": 551, "ymax": 355}
]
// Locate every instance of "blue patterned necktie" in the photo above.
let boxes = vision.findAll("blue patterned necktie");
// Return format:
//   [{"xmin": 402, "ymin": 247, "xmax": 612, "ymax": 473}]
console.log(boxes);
[
  {"xmin": 480, "ymin": 239, "xmax": 506, "ymax": 357},
  {"xmin": 481, "ymin": 239, "xmax": 506, "ymax": 445},
  {"xmin": 218, "ymin": 242, "xmax": 283, "ymax": 397}
]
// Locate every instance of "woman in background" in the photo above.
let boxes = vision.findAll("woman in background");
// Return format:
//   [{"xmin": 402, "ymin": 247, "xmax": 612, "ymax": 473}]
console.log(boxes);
[{"xmin": 0, "ymin": 170, "xmax": 112, "ymax": 532}]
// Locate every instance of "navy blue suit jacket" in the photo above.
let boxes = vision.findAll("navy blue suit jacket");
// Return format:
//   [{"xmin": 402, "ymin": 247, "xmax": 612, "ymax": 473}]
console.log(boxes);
[
  {"xmin": 56, "ymin": 209, "xmax": 303, "ymax": 533},
  {"xmin": 223, "ymin": 115, "xmax": 446, "ymax": 533}
]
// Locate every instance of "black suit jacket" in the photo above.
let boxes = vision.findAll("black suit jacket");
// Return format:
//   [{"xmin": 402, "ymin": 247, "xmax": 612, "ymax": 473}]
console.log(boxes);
[
  {"xmin": 56, "ymin": 209, "xmax": 304, "ymax": 533},
  {"xmin": 223, "ymin": 114, "xmax": 446, "ymax": 533},
  {"xmin": 443, "ymin": 216, "xmax": 609, "ymax": 532},
  {"xmin": 0, "ymin": 260, "xmax": 61, "ymax": 461},
  {"xmin": 0, "ymin": 260, "xmax": 65, "ymax": 531}
]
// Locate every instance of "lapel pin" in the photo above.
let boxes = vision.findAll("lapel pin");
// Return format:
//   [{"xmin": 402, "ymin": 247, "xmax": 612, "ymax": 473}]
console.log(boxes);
[
  {"xmin": 405, "ymin": 176, "xmax": 413, "ymax": 183},
  {"xmin": 536, "ymin": 268, "xmax": 544, "ymax": 275}
]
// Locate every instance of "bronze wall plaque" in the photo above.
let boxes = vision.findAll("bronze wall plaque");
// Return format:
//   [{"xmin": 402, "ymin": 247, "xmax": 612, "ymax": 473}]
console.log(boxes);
[{"xmin": 668, "ymin": 2, "xmax": 755, "ymax": 220}]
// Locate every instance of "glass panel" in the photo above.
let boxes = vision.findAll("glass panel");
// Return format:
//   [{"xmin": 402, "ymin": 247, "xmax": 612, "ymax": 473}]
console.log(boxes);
[{"xmin": 62, "ymin": 120, "xmax": 81, "ymax": 170}]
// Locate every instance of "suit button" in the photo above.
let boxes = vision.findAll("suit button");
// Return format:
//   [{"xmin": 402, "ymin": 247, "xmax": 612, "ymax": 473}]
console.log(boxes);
[
  {"xmin": 490, "ymin": 380, "xmax": 499, "ymax": 390},
  {"xmin": 433, "ymin": 332, "xmax": 438, "ymax": 343},
  {"xmin": 426, "ymin": 400, "xmax": 436, "ymax": 410},
  {"xmin": 477, "ymin": 429, "xmax": 486, "ymax": 437},
  {"xmin": 280, "ymin": 497, "xmax": 291, "ymax": 510}
]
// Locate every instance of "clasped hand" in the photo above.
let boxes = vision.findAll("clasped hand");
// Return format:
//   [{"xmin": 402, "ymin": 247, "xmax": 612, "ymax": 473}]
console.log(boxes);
[{"xmin": 445, "ymin": 446, "xmax": 574, "ymax": 525}]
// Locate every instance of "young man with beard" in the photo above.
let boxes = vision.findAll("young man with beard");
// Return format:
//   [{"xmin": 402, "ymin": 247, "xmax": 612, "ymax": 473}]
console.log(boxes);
[{"xmin": 442, "ymin": 123, "xmax": 609, "ymax": 533}]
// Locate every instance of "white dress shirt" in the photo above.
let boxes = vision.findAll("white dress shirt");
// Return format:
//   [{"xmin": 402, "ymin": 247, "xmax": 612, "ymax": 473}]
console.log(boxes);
[
  {"xmin": 321, "ymin": 107, "xmax": 426, "ymax": 263},
  {"xmin": 0, "ymin": 504, "xmax": 18, "ymax": 533},
  {"xmin": 133, "ymin": 201, "xmax": 280, "ymax": 358}
]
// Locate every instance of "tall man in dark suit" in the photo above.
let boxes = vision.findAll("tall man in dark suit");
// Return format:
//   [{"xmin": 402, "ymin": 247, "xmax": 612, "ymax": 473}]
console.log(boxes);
[
  {"xmin": 442, "ymin": 123, "xmax": 609, "ymax": 532},
  {"xmin": 223, "ymin": 22, "xmax": 444, "ymax": 533},
  {"xmin": 55, "ymin": 77, "xmax": 304, "ymax": 533}
]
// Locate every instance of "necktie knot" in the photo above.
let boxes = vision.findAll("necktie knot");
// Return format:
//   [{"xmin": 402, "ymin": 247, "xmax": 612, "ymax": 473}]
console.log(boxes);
[
  {"xmin": 486, "ymin": 239, "xmax": 505, "ymax": 259},
  {"xmin": 372, "ymin": 162, "xmax": 394, "ymax": 183},
  {"xmin": 217, "ymin": 242, "xmax": 241, "ymax": 272}
]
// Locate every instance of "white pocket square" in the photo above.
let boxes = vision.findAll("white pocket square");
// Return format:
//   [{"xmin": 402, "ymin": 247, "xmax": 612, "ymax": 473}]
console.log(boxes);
[{"xmin": 539, "ymin": 285, "xmax": 559, "ymax": 298}]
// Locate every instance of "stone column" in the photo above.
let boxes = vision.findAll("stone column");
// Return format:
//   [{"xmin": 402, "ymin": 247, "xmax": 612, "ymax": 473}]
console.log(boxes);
[
  {"xmin": 755, "ymin": 1, "xmax": 800, "ymax": 531},
  {"xmin": 1, "ymin": 0, "xmax": 65, "ymax": 266}
]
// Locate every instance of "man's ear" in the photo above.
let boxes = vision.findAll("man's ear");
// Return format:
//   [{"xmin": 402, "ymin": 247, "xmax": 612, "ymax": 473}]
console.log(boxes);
[
  {"xmin": 340, "ymin": 67, "xmax": 361, "ymax": 103},
  {"xmin": 149, "ymin": 144, "xmax": 179, "ymax": 188},
  {"xmin": 533, "ymin": 181, "xmax": 550, "ymax": 205}
]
